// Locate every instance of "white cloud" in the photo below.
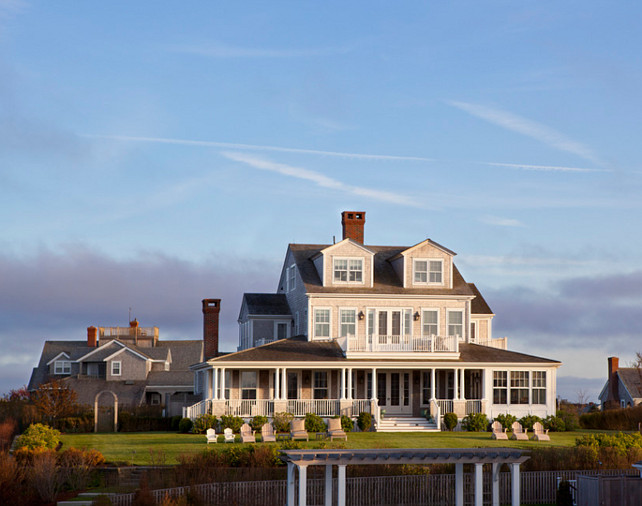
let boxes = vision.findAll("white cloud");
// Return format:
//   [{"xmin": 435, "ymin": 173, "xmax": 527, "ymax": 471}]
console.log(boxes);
[
  {"xmin": 85, "ymin": 134, "xmax": 434, "ymax": 162},
  {"xmin": 479, "ymin": 215, "xmax": 525, "ymax": 227},
  {"xmin": 220, "ymin": 151, "xmax": 426, "ymax": 208},
  {"xmin": 448, "ymin": 100, "xmax": 603, "ymax": 166},
  {"xmin": 483, "ymin": 161, "xmax": 609, "ymax": 173}
]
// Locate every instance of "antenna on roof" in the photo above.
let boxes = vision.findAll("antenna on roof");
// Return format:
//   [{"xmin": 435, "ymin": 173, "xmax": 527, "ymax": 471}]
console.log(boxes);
[{"xmin": 333, "ymin": 235, "xmax": 336, "ymax": 244}]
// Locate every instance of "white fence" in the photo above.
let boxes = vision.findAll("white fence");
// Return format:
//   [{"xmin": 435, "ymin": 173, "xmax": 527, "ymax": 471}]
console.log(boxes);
[
  {"xmin": 466, "ymin": 400, "xmax": 482, "ymax": 414},
  {"xmin": 348, "ymin": 334, "xmax": 458, "ymax": 353},
  {"xmin": 109, "ymin": 469, "xmax": 640, "ymax": 506}
]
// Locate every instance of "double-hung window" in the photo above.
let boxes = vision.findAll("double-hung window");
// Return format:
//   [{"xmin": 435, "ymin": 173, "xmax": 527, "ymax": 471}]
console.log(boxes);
[
  {"xmin": 532, "ymin": 371, "xmax": 546, "ymax": 404},
  {"xmin": 447, "ymin": 310, "xmax": 464, "ymax": 338},
  {"xmin": 422, "ymin": 310, "xmax": 439, "ymax": 337},
  {"xmin": 241, "ymin": 371, "xmax": 257, "ymax": 400},
  {"xmin": 510, "ymin": 371, "xmax": 529, "ymax": 404},
  {"xmin": 288, "ymin": 265, "xmax": 296, "ymax": 291},
  {"xmin": 414, "ymin": 259, "xmax": 443, "ymax": 284},
  {"xmin": 493, "ymin": 371, "xmax": 507, "ymax": 404},
  {"xmin": 313, "ymin": 371, "xmax": 328, "ymax": 399},
  {"xmin": 111, "ymin": 361, "xmax": 121, "ymax": 376},
  {"xmin": 314, "ymin": 309, "xmax": 330, "ymax": 338},
  {"xmin": 339, "ymin": 309, "xmax": 356, "ymax": 339},
  {"xmin": 54, "ymin": 360, "xmax": 71, "ymax": 375},
  {"xmin": 333, "ymin": 258, "xmax": 363, "ymax": 283}
]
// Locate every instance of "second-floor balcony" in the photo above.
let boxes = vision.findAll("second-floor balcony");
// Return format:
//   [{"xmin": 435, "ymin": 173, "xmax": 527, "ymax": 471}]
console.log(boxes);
[{"xmin": 342, "ymin": 334, "xmax": 460, "ymax": 358}]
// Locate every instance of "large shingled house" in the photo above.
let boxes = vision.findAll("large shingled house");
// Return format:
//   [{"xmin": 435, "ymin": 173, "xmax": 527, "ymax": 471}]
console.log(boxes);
[{"xmin": 187, "ymin": 212, "xmax": 560, "ymax": 431}]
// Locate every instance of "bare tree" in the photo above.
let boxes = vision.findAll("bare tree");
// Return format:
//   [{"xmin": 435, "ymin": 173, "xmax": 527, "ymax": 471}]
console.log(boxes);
[{"xmin": 31, "ymin": 380, "xmax": 78, "ymax": 426}]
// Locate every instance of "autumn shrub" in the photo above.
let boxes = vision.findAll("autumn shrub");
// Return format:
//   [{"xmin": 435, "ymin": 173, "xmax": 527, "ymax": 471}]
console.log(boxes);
[
  {"xmin": 273, "ymin": 412, "xmax": 294, "ymax": 432},
  {"xmin": 304, "ymin": 413, "xmax": 326, "ymax": 433},
  {"xmin": 494, "ymin": 413, "xmax": 517, "ymax": 430},
  {"xmin": 219, "ymin": 415, "xmax": 244, "ymax": 433},
  {"xmin": 356, "ymin": 412, "xmax": 372, "ymax": 432},
  {"xmin": 0, "ymin": 419, "xmax": 17, "ymax": 451},
  {"xmin": 0, "ymin": 450, "xmax": 28, "ymax": 504},
  {"xmin": 192, "ymin": 414, "xmax": 218, "ymax": 434},
  {"xmin": 14, "ymin": 423, "xmax": 60, "ymax": 450},
  {"xmin": 518, "ymin": 414, "xmax": 542, "ymax": 431},
  {"xmin": 58, "ymin": 447, "xmax": 105, "ymax": 490},
  {"xmin": 443, "ymin": 412, "xmax": 458, "ymax": 431},
  {"xmin": 250, "ymin": 415, "xmax": 268, "ymax": 432},
  {"xmin": 461, "ymin": 413, "xmax": 488, "ymax": 432},
  {"xmin": 30, "ymin": 450, "xmax": 64, "ymax": 502}
]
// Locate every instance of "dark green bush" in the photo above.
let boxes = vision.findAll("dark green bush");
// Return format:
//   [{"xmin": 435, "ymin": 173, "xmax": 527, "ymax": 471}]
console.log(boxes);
[
  {"xmin": 557, "ymin": 409, "xmax": 580, "ymax": 431},
  {"xmin": 494, "ymin": 413, "xmax": 517, "ymax": 430},
  {"xmin": 170, "ymin": 415, "xmax": 182, "ymax": 431},
  {"xmin": 251, "ymin": 415, "xmax": 268, "ymax": 432},
  {"xmin": 543, "ymin": 415, "xmax": 566, "ymax": 432},
  {"xmin": 557, "ymin": 480, "xmax": 574, "ymax": 506},
  {"xmin": 461, "ymin": 413, "xmax": 488, "ymax": 432},
  {"xmin": 357, "ymin": 412, "xmax": 372, "ymax": 432},
  {"xmin": 518, "ymin": 414, "xmax": 542, "ymax": 431},
  {"xmin": 220, "ymin": 415, "xmax": 244, "ymax": 433},
  {"xmin": 304, "ymin": 413, "xmax": 326, "ymax": 433},
  {"xmin": 443, "ymin": 412, "xmax": 458, "ymax": 431},
  {"xmin": 57, "ymin": 415, "xmax": 94, "ymax": 433},
  {"xmin": 340, "ymin": 415, "xmax": 354, "ymax": 432},
  {"xmin": 117, "ymin": 411, "xmax": 172, "ymax": 432},
  {"xmin": 580, "ymin": 404, "xmax": 642, "ymax": 431},
  {"xmin": 192, "ymin": 414, "xmax": 218, "ymax": 434},
  {"xmin": 178, "ymin": 418, "xmax": 193, "ymax": 433},
  {"xmin": 273, "ymin": 412, "xmax": 294, "ymax": 433}
]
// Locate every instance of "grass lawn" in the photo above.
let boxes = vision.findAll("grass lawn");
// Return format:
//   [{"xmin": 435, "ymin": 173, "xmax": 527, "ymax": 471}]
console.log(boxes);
[{"xmin": 60, "ymin": 430, "xmax": 600, "ymax": 465}]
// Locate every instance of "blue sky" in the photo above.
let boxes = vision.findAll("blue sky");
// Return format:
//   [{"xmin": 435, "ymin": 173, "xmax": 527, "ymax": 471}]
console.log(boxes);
[{"xmin": 1, "ymin": 1, "xmax": 642, "ymax": 401}]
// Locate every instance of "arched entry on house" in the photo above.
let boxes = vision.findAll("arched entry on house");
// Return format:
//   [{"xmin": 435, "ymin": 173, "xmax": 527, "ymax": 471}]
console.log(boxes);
[{"xmin": 94, "ymin": 391, "xmax": 118, "ymax": 433}]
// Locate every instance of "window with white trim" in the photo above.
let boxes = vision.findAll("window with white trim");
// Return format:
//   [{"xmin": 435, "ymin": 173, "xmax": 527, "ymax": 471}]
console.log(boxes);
[
  {"xmin": 314, "ymin": 308, "xmax": 330, "ymax": 338},
  {"xmin": 532, "ymin": 371, "xmax": 546, "ymax": 404},
  {"xmin": 333, "ymin": 258, "xmax": 363, "ymax": 283},
  {"xmin": 54, "ymin": 360, "xmax": 71, "ymax": 375},
  {"xmin": 288, "ymin": 265, "xmax": 296, "ymax": 291},
  {"xmin": 510, "ymin": 371, "xmax": 529, "ymax": 404},
  {"xmin": 275, "ymin": 322, "xmax": 288, "ymax": 340},
  {"xmin": 447, "ymin": 310, "xmax": 464, "ymax": 338},
  {"xmin": 241, "ymin": 371, "xmax": 257, "ymax": 400},
  {"xmin": 313, "ymin": 371, "xmax": 328, "ymax": 399},
  {"xmin": 339, "ymin": 309, "xmax": 356, "ymax": 338},
  {"xmin": 413, "ymin": 259, "xmax": 443, "ymax": 284},
  {"xmin": 493, "ymin": 371, "xmax": 507, "ymax": 404},
  {"xmin": 422, "ymin": 310, "xmax": 439, "ymax": 337},
  {"xmin": 111, "ymin": 361, "xmax": 121, "ymax": 376}
]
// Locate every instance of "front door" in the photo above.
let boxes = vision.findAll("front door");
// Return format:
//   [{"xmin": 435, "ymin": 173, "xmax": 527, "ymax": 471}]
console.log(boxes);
[{"xmin": 377, "ymin": 372, "xmax": 411, "ymax": 415}]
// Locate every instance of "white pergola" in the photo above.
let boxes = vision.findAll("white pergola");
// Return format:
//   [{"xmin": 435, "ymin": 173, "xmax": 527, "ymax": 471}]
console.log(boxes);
[{"xmin": 281, "ymin": 448, "xmax": 530, "ymax": 506}]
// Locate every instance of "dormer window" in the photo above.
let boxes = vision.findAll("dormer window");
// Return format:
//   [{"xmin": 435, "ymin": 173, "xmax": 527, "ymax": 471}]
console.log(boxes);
[
  {"xmin": 413, "ymin": 259, "xmax": 443, "ymax": 285},
  {"xmin": 333, "ymin": 258, "xmax": 363, "ymax": 283},
  {"xmin": 54, "ymin": 360, "xmax": 71, "ymax": 375}
]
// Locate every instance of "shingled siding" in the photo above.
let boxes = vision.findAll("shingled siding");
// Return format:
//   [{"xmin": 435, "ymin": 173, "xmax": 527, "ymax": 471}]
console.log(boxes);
[
  {"xmin": 280, "ymin": 248, "xmax": 308, "ymax": 336},
  {"xmin": 106, "ymin": 351, "xmax": 147, "ymax": 381},
  {"xmin": 400, "ymin": 241, "xmax": 453, "ymax": 289}
]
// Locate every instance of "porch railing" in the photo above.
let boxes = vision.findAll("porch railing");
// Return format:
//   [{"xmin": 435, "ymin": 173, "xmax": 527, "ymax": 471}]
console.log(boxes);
[
  {"xmin": 465, "ymin": 400, "xmax": 482, "ymax": 415},
  {"xmin": 475, "ymin": 337, "xmax": 508, "ymax": 350},
  {"xmin": 347, "ymin": 334, "xmax": 458, "ymax": 354},
  {"xmin": 437, "ymin": 400, "xmax": 453, "ymax": 414},
  {"xmin": 287, "ymin": 399, "xmax": 340, "ymax": 417},
  {"xmin": 183, "ymin": 399, "xmax": 211, "ymax": 419}
]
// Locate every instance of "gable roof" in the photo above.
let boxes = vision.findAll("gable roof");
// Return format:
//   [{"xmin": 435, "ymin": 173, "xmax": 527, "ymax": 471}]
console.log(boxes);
[
  {"xmin": 618, "ymin": 368, "xmax": 642, "ymax": 399},
  {"xmin": 242, "ymin": 293, "xmax": 292, "ymax": 316},
  {"xmin": 468, "ymin": 283, "xmax": 494, "ymax": 315},
  {"xmin": 389, "ymin": 238, "xmax": 457, "ymax": 260},
  {"xmin": 311, "ymin": 238, "xmax": 375, "ymax": 259},
  {"xmin": 289, "ymin": 243, "xmax": 475, "ymax": 296}
]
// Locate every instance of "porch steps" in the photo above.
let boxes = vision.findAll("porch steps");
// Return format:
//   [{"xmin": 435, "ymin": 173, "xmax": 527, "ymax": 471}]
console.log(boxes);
[{"xmin": 377, "ymin": 416, "xmax": 439, "ymax": 432}]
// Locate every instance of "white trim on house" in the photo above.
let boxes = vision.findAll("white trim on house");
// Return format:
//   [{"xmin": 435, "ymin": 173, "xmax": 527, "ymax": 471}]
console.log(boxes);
[
  {"xmin": 103, "ymin": 346, "xmax": 149, "ymax": 362},
  {"xmin": 111, "ymin": 360, "xmax": 121, "ymax": 376},
  {"xmin": 76, "ymin": 339, "xmax": 125, "ymax": 362},
  {"xmin": 339, "ymin": 307, "xmax": 358, "ymax": 340},
  {"xmin": 420, "ymin": 307, "xmax": 440, "ymax": 337},
  {"xmin": 332, "ymin": 256, "xmax": 365, "ymax": 285},
  {"xmin": 412, "ymin": 258, "xmax": 445, "ymax": 287},
  {"xmin": 46, "ymin": 352, "xmax": 70, "ymax": 366},
  {"xmin": 312, "ymin": 307, "xmax": 332, "ymax": 340}
]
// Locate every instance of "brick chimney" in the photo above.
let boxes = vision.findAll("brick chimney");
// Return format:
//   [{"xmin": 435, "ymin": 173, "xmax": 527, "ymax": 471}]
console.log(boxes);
[
  {"xmin": 341, "ymin": 211, "xmax": 366, "ymax": 244},
  {"xmin": 606, "ymin": 356, "xmax": 620, "ymax": 406},
  {"xmin": 203, "ymin": 299, "xmax": 221, "ymax": 360},
  {"xmin": 87, "ymin": 326, "xmax": 98, "ymax": 347}
]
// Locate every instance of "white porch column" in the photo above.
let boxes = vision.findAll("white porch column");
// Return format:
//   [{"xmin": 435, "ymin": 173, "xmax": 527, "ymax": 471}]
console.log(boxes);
[
  {"xmin": 287, "ymin": 462, "xmax": 296, "ymax": 506},
  {"xmin": 220, "ymin": 368, "xmax": 226, "ymax": 400},
  {"xmin": 340, "ymin": 368, "xmax": 346, "ymax": 400},
  {"xmin": 461, "ymin": 369, "xmax": 466, "ymax": 401},
  {"xmin": 491, "ymin": 463, "xmax": 500, "ymax": 506},
  {"xmin": 282, "ymin": 367, "xmax": 287, "ymax": 400},
  {"xmin": 299, "ymin": 464, "xmax": 308, "ymax": 506},
  {"xmin": 275, "ymin": 367, "xmax": 281, "ymax": 400},
  {"xmin": 455, "ymin": 463, "xmax": 464, "ymax": 506},
  {"xmin": 347, "ymin": 368, "xmax": 353, "ymax": 400},
  {"xmin": 213, "ymin": 367, "xmax": 219, "ymax": 400},
  {"xmin": 324, "ymin": 464, "xmax": 333, "ymax": 506},
  {"xmin": 371, "ymin": 368, "xmax": 377, "ymax": 400},
  {"xmin": 207, "ymin": 369, "xmax": 213, "ymax": 400},
  {"xmin": 511, "ymin": 463, "xmax": 521, "ymax": 506},
  {"xmin": 431, "ymin": 368, "xmax": 436, "ymax": 400},
  {"xmin": 474, "ymin": 463, "xmax": 483, "ymax": 506},
  {"xmin": 338, "ymin": 464, "xmax": 346, "ymax": 506},
  {"xmin": 454, "ymin": 369, "xmax": 459, "ymax": 400}
]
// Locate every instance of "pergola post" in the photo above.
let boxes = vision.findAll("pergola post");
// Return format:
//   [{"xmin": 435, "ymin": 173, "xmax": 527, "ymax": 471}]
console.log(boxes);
[
  {"xmin": 492, "ymin": 462, "xmax": 500, "ymax": 506},
  {"xmin": 455, "ymin": 463, "xmax": 464, "ymax": 506},
  {"xmin": 286, "ymin": 462, "xmax": 295, "ymax": 506},
  {"xmin": 338, "ymin": 464, "xmax": 346, "ymax": 506},
  {"xmin": 324, "ymin": 464, "xmax": 333, "ymax": 506},
  {"xmin": 511, "ymin": 462, "xmax": 521, "ymax": 506},
  {"xmin": 298, "ymin": 464, "xmax": 307, "ymax": 506},
  {"xmin": 474, "ymin": 463, "xmax": 483, "ymax": 506}
]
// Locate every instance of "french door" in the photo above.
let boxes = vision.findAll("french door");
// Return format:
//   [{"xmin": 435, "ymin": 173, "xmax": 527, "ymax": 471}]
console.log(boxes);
[{"xmin": 377, "ymin": 371, "xmax": 411, "ymax": 415}]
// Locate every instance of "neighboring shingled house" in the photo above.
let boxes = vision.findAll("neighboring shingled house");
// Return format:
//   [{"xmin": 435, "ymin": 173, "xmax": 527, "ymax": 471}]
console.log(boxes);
[
  {"xmin": 28, "ymin": 320, "xmax": 202, "ymax": 416},
  {"xmin": 187, "ymin": 211, "xmax": 561, "ymax": 431},
  {"xmin": 599, "ymin": 356, "xmax": 642, "ymax": 409}
]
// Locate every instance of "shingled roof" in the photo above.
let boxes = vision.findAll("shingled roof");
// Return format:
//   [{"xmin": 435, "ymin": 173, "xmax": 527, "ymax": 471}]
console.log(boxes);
[
  {"xmin": 468, "ymin": 283, "xmax": 493, "ymax": 315},
  {"xmin": 242, "ymin": 293, "xmax": 291, "ymax": 316},
  {"xmin": 618, "ymin": 368, "xmax": 642, "ymax": 399},
  {"xmin": 289, "ymin": 244, "xmax": 475, "ymax": 296}
]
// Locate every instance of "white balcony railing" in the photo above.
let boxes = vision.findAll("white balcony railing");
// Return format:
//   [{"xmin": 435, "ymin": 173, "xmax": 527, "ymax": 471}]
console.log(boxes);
[
  {"xmin": 347, "ymin": 334, "xmax": 459, "ymax": 354},
  {"xmin": 437, "ymin": 399, "xmax": 453, "ymax": 414},
  {"xmin": 475, "ymin": 337, "xmax": 508, "ymax": 350},
  {"xmin": 466, "ymin": 400, "xmax": 482, "ymax": 415}
]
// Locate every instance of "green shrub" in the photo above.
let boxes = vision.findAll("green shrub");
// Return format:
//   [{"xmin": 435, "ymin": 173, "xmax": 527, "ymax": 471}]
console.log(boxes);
[
  {"xmin": 557, "ymin": 409, "xmax": 580, "ymax": 431},
  {"xmin": 461, "ymin": 413, "xmax": 488, "ymax": 432},
  {"xmin": 543, "ymin": 415, "xmax": 566, "ymax": 432},
  {"xmin": 170, "ymin": 415, "xmax": 182, "ymax": 431},
  {"xmin": 15, "ymin": 423, "xmax": 60, "ymax": 450},
  {"xmin": 518, "ymin": 415, "xmax": 542, "ymax": 431},
  {"xmin": 220, "ymin": 415, "xmax": 244, "ymax": 433},
  {"xmin": 443, "ymin": 413, "xmax": 458, "ymax": 431},
  {"xmin": 273, "ymin": 412, "xmax": 294, "ymax": 433},
  {"xmin": 357, "ymin": 412, "xmax": 372, "ymax": 432},
  {"xmin": 575, "ymin": 432, "xmax": 642, "ymax": 455},
  {"xmin": 192, "ymin": 414, "xmax": 218, "ymax": 434},
  {"xmin": 304, "ymin": 413, "xmax": 326, "ymax": 433},
  {"xmin": 251, "ymin": 415, "xmax": 268, "ymax": 432},
  {"xmin": 494, "ymin": 413, "xmax": 517, "ymax": 430},
  {"xmin": 178, "ymin": 418, "xmax": 193, "ymax": 434},
  {"xmin": 340, "ymin": 415, "xmax": 354, "ymax": 432}
]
